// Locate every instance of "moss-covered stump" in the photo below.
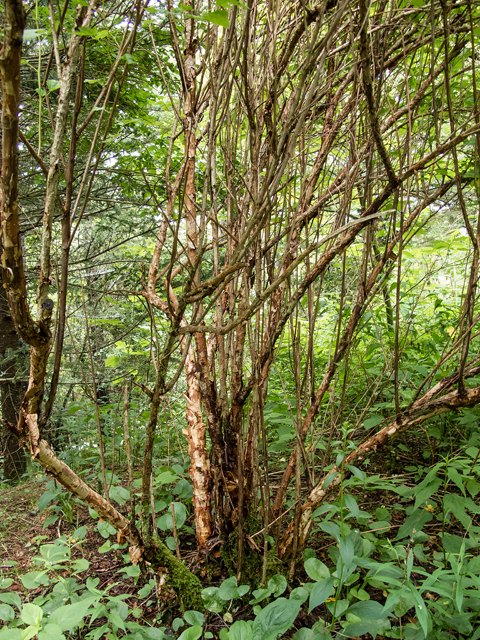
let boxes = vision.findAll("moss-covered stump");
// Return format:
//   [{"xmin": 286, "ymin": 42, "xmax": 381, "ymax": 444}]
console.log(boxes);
[{"xmin": 146, "ymin": 541, "xmax": 204, "ymax": 612}]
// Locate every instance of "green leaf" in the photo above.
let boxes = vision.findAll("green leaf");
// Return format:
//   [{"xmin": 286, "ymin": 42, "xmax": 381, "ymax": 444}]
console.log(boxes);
[
  {"xmin": 23, "ymin": 28, "xmax": 45, "ymax": 41},
  {"xmin": 73, "ymin": 558, "xmax": 90, "ymax": 573},
  {"xmin": 109, "ymin": 485, "xmax": 130, "ymax": 505},
  {"xmin": 184, "ymin": 610, "xmax": 205, "ymax": 626},
  {"xmin": 0, "ymin": 604, "xmax": 14, "ymax": 621},
  {"xmin": 308, "ymin": 578, "xmax": 335, "ymax": 613},
  {"xmin": 230, "ymin": 620, "xmax": 253, "ymax": 640},
  {"xmin": 201, "ymin": 10, "xmax": 229, "ymax": 28},
  {"xmin": 157, "ymin": 502, "xmax": 187, "ymax": 531},
  {"xmin": 156, "ymin": 471, "xmax": 178, "ymax": 485},
  {"xmin": 218, "ymin": 576, "xmax": 240, "ymax": 600},
  {"xmin": 413, "ymin": 477, "xmax": 442, "ymax": 510},
  {"xmin": 252, "ymin": 597, "xmax": 301, "ymax": 640},
  {"xmin": 448, "ymin": 467, "xmax": 466, "ymax": 495},
  {"xmin": 19, "ymin": 626, "xmax": 38, "ymax": 640},
  {"xmin": 177, "ymin": 626, "xmax": 203, "ymax": 640},
  {"xmin": 0, "ymin": 592, "xmax": 22, "ymax": 610},
  {"xmin": 49, "ymin": 597, "xmax": 97, "ymax": 631},
  {"xmin": 108, "ymin": 610, "xmax": 126, "ymax": 631},
  {"xmin": 0, "ymin": 629, "xmax": 21, "ymax": 640},
  {"xmin": 304, "ymin": 558, "xmax": 330, "ymax": 582},
  {"xmin": 249, "ymin": 588, "xmax": 270, "ymax": 605},
  {"xmin": 290, "ymin": 587, "xmax": 309, "ymax": 604},
  {"xmin": 408, "ymin": 584, "xmax": 431, "ymax": 638},
  {"xmin": 443, "ymin": 494, "xmax": 471, "ymax": 528},
  {"xmin": 73, "ymin": 525, "xmax": 87, "ymax": 540},
  {"xmin": 46, "ymin": 79, "xmax": 61, "ymax": 92},
  {"xmin": 21, "ymin": 603, "xmax": 43, "ymax": 626},
  {"xmin": 38, "ymin": 490, "xmax": 58, "ymax": 513},
  {"xmin": 345, "ymin": 600, "xmax": 387, "ymax": 619},
  {"xmin": 343, "ymin": 622, "xmax": 377, "ymax": 637},
  {"xmin": 21, "ymin": 571, "xmax": 49, "ymax": 590},
  {"xmin": 395, "ymin": 509, "xmax": 433, "ymax": 540},
  {"xmin": 97, "ymin": 520, "xmax": 116, "ymax": 538},
  {"xmin": 38, "ymin": 624, "xmax": 66, "ymax": 640},
  {"xmin": 347, "ymin": 465, "xmax": 366, "ymax": 482},
  {"xmin": 267, "ymin": 574, "xmax": 287, "ymax": 597},
  {"xmin": 363, "ymin": 415, "xmax": 383, "ymax": 429},
  {"xmin": 105, "ymin": 355, "xmax": 120, "ymax": 368},
  {"xmin": 39, "ymin": 543, "xmax": 68, "ymax": 565}
]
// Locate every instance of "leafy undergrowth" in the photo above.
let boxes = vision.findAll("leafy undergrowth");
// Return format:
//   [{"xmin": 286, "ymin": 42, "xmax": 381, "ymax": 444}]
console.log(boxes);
[{"xmin": 1, "ymin": 442, "xmax": 480, "ymax": 640}]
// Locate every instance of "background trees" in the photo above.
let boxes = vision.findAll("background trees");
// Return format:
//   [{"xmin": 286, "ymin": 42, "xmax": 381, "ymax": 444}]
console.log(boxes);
[{"xmin": 2, "ymin": 0, "xmax": 480, "ymax": 633}]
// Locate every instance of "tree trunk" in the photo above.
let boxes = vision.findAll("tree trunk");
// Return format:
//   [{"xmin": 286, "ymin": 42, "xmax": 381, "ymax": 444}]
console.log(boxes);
[{"xmin": 0, "ymin": 285, "xmax": 26, "ymax": 481}]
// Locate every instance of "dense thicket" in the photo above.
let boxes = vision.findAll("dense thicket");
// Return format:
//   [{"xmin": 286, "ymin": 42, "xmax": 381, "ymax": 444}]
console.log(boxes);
[{"xmin": 2, "ymin": 0, "xmax": 480, "ymax": 637}]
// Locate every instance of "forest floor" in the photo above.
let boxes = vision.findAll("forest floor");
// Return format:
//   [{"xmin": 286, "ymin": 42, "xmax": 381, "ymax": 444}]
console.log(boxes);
[{"xmin": 0, "ymin": 433, "xmax": 475, "ymax": 639}]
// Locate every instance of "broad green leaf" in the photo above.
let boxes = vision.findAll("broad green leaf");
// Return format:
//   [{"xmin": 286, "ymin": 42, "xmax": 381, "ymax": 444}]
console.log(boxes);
[
  {"xmin": 39, "ymin": 543, "xmax": 68, "ymax": 565},
  {"xmin": 363, "ymin": 415, "xmax": 383, "ymax": 429},
  {"xmin": 49, "ymin": 597, "xmax": 97, "ymax": 631},
  {"xmin": 395, "ymin": 509, "xmax": 433, "ymax": 540},
  {"xmin": 177, "ymin": 626, "xmax": 203, "ymax": 640},
  {"xmin": 0, "ymin": 630, "xmax": 21, "ymax": 640},
  {"xmin": 38, "ymin": 624, "xmax": 65, "ymax": 640},
  {"xmin": 38, "ymin": 490, "xmax": 58, "ymax": 513},
  {"xmin": 108, "ymin": 610, "xmax": 126, "ymax": 631},
  {"xmin": 157, "ymin": 502, "xmax": 187, "ymax": 531},
  {"xmin": 21, "ymin": 571, "xmax": 49, "ymax": 590},
  {"xmin": 97, "ymin": 520, "xmax": 116, "ymax": 538},
  {"xmin": 443, "ymin": 494, "xmax": 471, "ymax": 528},
  {"xmin": 46, "ymin": 80, "xmax": 61, "ymax": 92},
  {"xmin": 230, "ymin": 620, "xmax": 253, "ymax": 640},
  {"xmin": 109, "ymin": 485, "xmax": 130, "ymax": 505},
  {"xmin": 21, "ymin": 603, "xmax": 43, "ymax": 626},
  {"xmin": 267, "ymin": 574, "xmax": 287, "ymax": 597},
  {"xmin": 73, "ymin": 526, "xmax": 87, "ymax": 540},
  {"xmin": 201, "ymin": 9, "xmax": 229, "ymax": 28},
  {"xmin": 252, "ymin": 597, "xmax": 301, "ymax": 640},
  {"xmin": 346, "ymin": 600, "xmax": 387, "ymax": 619},
  {"xmin": 290, "ymin": 587, "xmax": 309, "ymax": 604},
  {"xmin": 0, "ymin": 592, "xmax": 22, "ymax": 610},
  {"xmin": 308, "ymin": 578, "xmax": 335, "ymax": 613},
  {"xmin": 343, "ymin": 622, "xmax": 377, "ymax": 637},
  {"xmin": 19, "ymin": 626, "xmax": 38, "ymax": 640},
  {"xmin": 156, "ymin": 471, "xmax": 178, "ymax": 485},
  {"xmin": 413, "ymin": 477, "xmax": 442, "ymax": 510},
  {"xmin": 249, "ymin": 588, "xmax": 270, "ymax": 605},
  {"xmin": 23, "ymin": 29, "xmax": 45, "ymax": 41},
  {"xmin": 105, "ymin": 355, "xmax": 120, "ymax": 368},
  {"xmin": 218, "ymin": 576, "xmax": 239, "ymax": 600},
  {"xmin": 184, "ymin": 610, "xmax": 205, "ymax": 626},
  {"xmin": 0, "ymin": 604, "xmax": 14, "ymax": 621},
  {"xmin": 304, "ymin": 558, "xmax": 330, "ymax": 582},
  {"xmin": 73, "ymin": 558, "xmax": 90, "ymax": 573}
]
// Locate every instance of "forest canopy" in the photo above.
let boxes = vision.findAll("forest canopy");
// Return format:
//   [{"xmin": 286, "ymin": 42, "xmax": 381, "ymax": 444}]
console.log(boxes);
[{"xmin": 2, "ymin": 0, "xmax": 480, "ymax": 638}]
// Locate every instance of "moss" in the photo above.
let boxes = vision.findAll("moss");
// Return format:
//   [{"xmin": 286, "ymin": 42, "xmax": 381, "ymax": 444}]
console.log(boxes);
[
  {"xmin": 221, "ymin": 530, "xmax": 286, "ymax": 590},
  {"xmin": 146, "ymin": 541, "xmax": 204, "ymax": 613}
]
